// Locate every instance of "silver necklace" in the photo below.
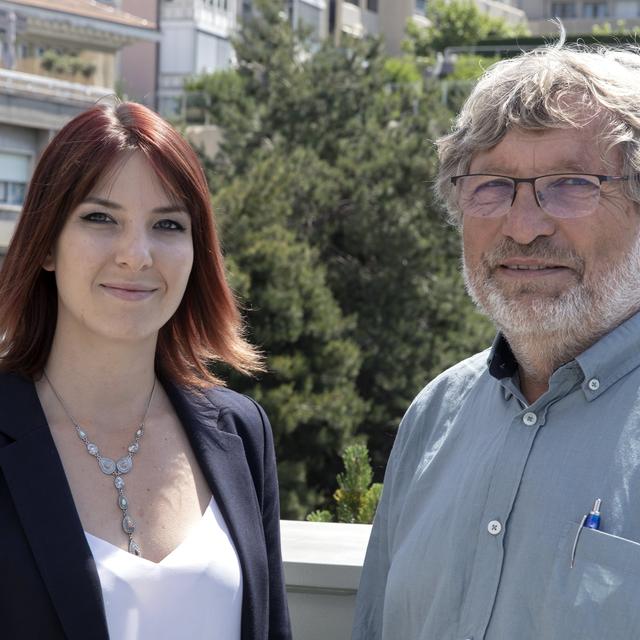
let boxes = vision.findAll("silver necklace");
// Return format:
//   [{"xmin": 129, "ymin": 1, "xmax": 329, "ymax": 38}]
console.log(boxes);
[{"xmin": 43, "ymin": 371, "xmax": 156, "ymax": 557}]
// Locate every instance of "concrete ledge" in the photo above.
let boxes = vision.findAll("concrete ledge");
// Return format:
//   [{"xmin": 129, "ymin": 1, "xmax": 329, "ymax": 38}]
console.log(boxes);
[{"xmin": 281, "ymin": 520, "xmax": 371, "ymax": 640}]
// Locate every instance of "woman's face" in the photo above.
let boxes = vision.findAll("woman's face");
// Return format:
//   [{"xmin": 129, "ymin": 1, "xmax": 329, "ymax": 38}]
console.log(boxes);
[{"xmin": 44, "ymin": 151, "xmax": 194, "ymax": 345}]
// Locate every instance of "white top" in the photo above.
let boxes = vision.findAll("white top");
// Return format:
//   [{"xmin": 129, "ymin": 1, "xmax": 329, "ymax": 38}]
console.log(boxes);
[{"xmin": 85, "ymin": 495, "xmax": 243, "ymax": 640}]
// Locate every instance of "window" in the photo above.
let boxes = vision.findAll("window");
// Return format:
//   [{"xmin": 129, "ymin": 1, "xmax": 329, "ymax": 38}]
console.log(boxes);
[
  {"xmin": 583, "ymin": 2, "xmax": 608, "ymax": 16},
  {"xmin": 367, "ymin": 0, "xmax": 378, "ymax": 11},
  {"xmin": 0, "ymin": 182, "xmax": 25, "ymax": 205},
  {"xmin": 615, "ymin": 1, "xmax": 639, "ymax": 18},
  {"xmin": 550, "ymin": 2, "xmax": 577, "ymax": 17},
  {"xmin": 0, "ymin": 152, "xmax": 29, "ymax": 206},
  {"xmin": 415, "ymin": 0, "xmax": 426, "ymax": 16},
  {"xmin": 345, "ymin": 0, "xmax": 359, "ymax": 5}
]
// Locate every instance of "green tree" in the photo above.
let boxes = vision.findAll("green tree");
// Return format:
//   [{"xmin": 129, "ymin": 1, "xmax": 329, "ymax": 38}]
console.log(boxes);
[
  {"xmin": 308, "ymin": 443, "xmax": 383, "ymax": 524},
  {"xmin": 403, "ymin": 0, "xmax": 528, "ymax": 58},
  {"xmin": 215, "ymin": 149, "xmax": 367, "ymax": 519},
  {"xmin": 194, "ymin": 0, "xmax": 494, "ymax": 514}
]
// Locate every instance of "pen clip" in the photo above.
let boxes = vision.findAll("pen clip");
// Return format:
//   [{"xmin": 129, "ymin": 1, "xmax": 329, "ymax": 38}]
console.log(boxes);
[{"xmin": 570, "ymin": 513, "xmax": 588, "ymax": 569}]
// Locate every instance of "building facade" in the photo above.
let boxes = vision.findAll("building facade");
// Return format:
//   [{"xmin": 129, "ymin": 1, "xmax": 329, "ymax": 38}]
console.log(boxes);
[
  {"xmin": 155, "ymin": 0, "xmax": 238, "ymax": 116},
  {"xmin": 517, "ymin": 0, "xmax": 640, "ymax": 34}
]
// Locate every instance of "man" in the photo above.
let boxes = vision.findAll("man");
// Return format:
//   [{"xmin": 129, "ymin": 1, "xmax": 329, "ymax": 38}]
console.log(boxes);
[{"xmin": 352, "ymin": 40, "xmax": 640, "ymax": 640}]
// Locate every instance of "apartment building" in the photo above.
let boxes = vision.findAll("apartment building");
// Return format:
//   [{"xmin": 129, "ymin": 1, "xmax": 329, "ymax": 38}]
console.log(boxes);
[
  {"xmin": 518, "ymin": 0, "xmax": 640, "ymax": 34},
  {"xmin": 0, "ymin": 0, "xmax": 158, "ymax": 261},
  {"xmin": 153, "ymin": 0, "xmax": 238, "ymax": 116},
  {"xmin": 332, "ymin": 0, "xmax": 524, "ymax": 55}
]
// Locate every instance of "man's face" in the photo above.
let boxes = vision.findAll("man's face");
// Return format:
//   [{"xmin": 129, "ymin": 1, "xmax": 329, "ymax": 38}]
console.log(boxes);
[{"xmin": 462, "ymin": 124, "xmax": 640, "ymax": 340}]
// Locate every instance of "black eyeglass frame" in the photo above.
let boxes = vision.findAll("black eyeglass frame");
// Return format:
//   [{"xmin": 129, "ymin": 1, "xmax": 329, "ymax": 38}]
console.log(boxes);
[{"xmin": 450, "ymin": 172, "xmax": 639, "ymax": 218}]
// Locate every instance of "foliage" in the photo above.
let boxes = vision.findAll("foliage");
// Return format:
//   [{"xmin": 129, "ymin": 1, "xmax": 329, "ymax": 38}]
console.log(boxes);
[
  {"xmin": 40, "ymin": 50, "xmax": 96, "ymax": 79},
  {"xmin": 448, "ymin": 54, "xmax": 501, "ymax": 81},
  {"xmin": 591, "ymin": 20, "xmax": 630, "ymax": 36},
  {"xmin": 403, "ymin": 0, "xmax": 529, "ymax": 58},
  {"xmin": 307, "ymin": 443, "xmax": 383, "ymax": 524},
  {"xmin": 194, "ymin": 0, "xmax": 494, "ymax": 517},
  {"xmin": 214, "ymin": 150, "xmax": 367, "ymax": 518}
]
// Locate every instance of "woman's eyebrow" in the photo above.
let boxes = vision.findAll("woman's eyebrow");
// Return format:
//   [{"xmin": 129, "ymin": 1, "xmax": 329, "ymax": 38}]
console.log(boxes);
[
  {"xmin": 82, "ymin": 197, "xmax": 187, "ymax": 214},
  {"xmin": 82, "ymin": 196, "xmax": 123, "ymax": 209},
  {"xmin": 151, "ymin": 205, "xmax": 189, "ymax": 214}
]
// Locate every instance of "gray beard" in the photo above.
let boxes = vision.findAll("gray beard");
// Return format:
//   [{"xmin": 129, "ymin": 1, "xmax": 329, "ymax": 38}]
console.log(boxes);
[{"xmin": 463, "ymin": 234, "xmax": 640, "ymax": 379}]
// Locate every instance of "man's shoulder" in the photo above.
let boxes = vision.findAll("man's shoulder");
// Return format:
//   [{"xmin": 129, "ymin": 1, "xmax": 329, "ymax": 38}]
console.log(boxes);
[
  {"xmin": 412, "ymin": 348, "xmax": 492, "ymax": 411},
  {"xmin": 393, "ymin": 348, "xmax": 493, "ymax": 449}
]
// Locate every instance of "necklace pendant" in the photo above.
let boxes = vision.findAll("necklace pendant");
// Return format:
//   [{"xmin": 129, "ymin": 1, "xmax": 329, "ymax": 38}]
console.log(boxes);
[
  {"xmin": 98, "ymin": 457, "xmax": 116, "ymax": 475},
  {"xmin": 87, "ymin": 443, "xmax": 98, "ymax": 456},
  {"xmin": 114, "ymin": 476, "xmax": 125, "ymax": 490},
  {"xmin": 129, "ymin": 539, "xmax": 142, "ymax": 556},
  {"xmin": 122, "ymin": 514, "xmax": 135, "ymax": 534},
  {"xmin": 116, "ymin": 455, "xmax": 133, "ymax": 474}
]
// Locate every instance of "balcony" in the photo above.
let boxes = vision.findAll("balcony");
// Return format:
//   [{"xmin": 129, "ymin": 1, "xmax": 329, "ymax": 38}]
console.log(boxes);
[{"xmin": 0, "ymin": 67, "xmax": 112, "ymax": 107}]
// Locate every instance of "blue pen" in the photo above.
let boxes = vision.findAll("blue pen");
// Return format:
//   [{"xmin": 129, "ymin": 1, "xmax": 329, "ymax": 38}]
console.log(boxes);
[
  {"xmin": 570, "ymin": 498, "xmax": 602, "ymax": 567},
  {"xmin": 584, "ymin": 498, "xmax": 601, "ymax": 530}
]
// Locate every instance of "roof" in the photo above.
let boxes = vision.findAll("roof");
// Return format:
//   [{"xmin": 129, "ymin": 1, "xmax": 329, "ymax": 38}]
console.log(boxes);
[{"xmin": 1, "ymin": 0, "xmax": 156, "ymax": 30}]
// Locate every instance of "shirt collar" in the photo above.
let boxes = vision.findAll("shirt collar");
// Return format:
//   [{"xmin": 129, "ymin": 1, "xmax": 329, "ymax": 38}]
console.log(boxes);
[
  {"xmin": 487, "ymin": 333, "xmax": 518, "ymax": 380},
  {"xmin": 575, "ymin": 310, "xmax": 640, "ymax": 400},
  {"xmin": 486, "ymin": 310, "xmax": 640, "ymax": 401}
]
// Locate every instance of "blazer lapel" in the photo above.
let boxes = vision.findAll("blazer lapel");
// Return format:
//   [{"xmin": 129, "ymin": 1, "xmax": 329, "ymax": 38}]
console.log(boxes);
[
  {"xmin": 162, "ymin": 379, "xmax": 269, "ymax": 639},
  {"xmin": 0, "ymin": 373, "xmax": 109, "ymax": 640}
]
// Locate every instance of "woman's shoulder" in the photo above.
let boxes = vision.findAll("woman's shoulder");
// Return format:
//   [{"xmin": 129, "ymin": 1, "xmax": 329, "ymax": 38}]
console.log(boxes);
[{"xmin": 194, "ymin": 385, "xmax": 270, "ymax": 440}]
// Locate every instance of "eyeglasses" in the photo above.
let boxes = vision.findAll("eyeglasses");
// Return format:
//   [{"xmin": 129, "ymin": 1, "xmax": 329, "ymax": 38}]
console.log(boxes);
[{"xmin": 450, "ymin": 173, "xmax": 638, "ymax": 219}]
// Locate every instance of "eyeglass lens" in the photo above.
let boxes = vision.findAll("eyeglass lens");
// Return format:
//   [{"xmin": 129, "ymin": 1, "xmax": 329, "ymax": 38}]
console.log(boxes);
[{"xmin": 456, "ymin": 174, "xmax": 602, "ymax": 219}]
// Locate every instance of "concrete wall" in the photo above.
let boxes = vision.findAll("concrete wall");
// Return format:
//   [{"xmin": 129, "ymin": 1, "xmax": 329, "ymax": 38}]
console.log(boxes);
[
  {"xmin": 281, "ymin": 520, "xmax": 371, "ymax": 640},
  {"xmin": 120, "ymin": 0, "xmax": 159, "ymax": 107}
]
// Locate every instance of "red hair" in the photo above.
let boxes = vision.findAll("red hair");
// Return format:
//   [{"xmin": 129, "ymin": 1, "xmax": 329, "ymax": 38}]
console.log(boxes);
[{"xmin": 0, "ymin": 102, "xmax": 263, "ymax": 387}]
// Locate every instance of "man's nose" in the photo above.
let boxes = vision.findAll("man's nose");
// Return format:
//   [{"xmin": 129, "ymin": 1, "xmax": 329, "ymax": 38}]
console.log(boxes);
[{"xmin": 500, "ymin": 182, "xmax": 556, "ymax": 244}]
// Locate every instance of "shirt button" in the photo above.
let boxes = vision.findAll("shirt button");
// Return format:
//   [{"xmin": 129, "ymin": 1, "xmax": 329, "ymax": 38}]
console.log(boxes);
[
  {"xmin": 487, "ymin": 520, "xmax": 502, "ymax": 535},
  {"xmin": 522, "ymin": 411, "xmax": 537, "ymax": 426},
  {"xmin": 588, "ymin": 378, "xmax": 600, "ymax": 391}
]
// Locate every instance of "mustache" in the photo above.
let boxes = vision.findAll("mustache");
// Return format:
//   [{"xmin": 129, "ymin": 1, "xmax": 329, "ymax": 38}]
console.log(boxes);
[{"xmin": 479, "ymin": 238, "xmax": 585, "ymax": 271}]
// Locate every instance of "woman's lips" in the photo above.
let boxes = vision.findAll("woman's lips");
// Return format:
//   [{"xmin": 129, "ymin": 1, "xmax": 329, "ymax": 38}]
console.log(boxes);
[{"xmin": 100, "ymin": 284, "xmax": 157, "ymax": 301}]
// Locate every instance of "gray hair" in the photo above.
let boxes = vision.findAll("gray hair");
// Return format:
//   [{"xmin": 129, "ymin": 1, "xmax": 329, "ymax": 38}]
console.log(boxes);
[{"xmin": 436, "ymin": 38, "xmax": 640, "ymax": 226}]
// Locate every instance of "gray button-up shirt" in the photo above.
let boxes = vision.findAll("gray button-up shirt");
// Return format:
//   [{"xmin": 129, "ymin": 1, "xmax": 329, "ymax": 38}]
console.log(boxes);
[{"xmin": 352, "ymin": 312, "xmax": 640, "ymax": 640}]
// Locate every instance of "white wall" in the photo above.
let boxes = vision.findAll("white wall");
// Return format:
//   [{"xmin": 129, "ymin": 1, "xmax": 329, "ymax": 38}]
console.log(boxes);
[{"xmin": 281, "ymin": 520, "xmax": 372, "ymax": 640}]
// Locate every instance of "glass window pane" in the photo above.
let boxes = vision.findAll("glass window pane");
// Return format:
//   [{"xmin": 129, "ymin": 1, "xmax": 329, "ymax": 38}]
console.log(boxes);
[
  {"xmin": 550, "ymin": 2, "xmax": 577, "ymax": 17},
  {"xmin": 616, "ymin": 1, "xmax": 639, "ymax": 18},
  {"xmin": 0, "ymin": 152, "xmax": 29, "ymax": 183},
  {"xmin": 7, "ymin": 182, "xmax": 25, "ymax": 205}
]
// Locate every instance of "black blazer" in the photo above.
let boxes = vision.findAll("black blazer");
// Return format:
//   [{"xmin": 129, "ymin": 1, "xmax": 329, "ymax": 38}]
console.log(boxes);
[{"xmin": 0, "ymin": 371, "xmax": 292, "ymax": 640}]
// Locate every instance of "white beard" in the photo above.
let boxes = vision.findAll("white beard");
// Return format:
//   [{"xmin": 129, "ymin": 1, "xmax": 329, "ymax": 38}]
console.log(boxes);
[{"xmin": 463, "ymin": 233, "xmax": 640, "ymax": 372}]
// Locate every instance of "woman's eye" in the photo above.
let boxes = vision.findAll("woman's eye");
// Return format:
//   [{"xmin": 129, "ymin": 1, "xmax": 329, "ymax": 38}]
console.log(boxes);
[
  {"xmin": 155, "ymin": 219, "xmax": 185, "ymax": 231},
  {"xmin": 81, "ymin": 211, "xmax": 112, "ymax": 223}
]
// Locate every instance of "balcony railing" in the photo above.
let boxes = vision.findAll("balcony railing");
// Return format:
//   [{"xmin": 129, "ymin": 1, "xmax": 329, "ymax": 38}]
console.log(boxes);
[{"xmin": 0, "ymin": 68, "xmax": 113, "ymax": 106}]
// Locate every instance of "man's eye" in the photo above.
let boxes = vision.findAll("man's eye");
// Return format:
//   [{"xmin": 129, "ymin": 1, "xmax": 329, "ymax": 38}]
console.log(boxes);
[
  {"xmin": 549, "ymin": 176, "xmax": 594, "ymax": 188},
  {"xmin": 81, "ymin": 212, "xmax": 112, "ymax": 223},
  {"xmin": 476, "ymin": 179, "xmax": 512, "ymax": 190},
  {"xmin": 155, "ymin": 219, "xmax": 185, "ymax": 231}
]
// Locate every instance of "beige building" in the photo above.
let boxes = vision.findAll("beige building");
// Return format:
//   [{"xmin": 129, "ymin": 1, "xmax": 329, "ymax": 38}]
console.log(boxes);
[
  {"xmin": 517, "ymin": 0, "xmax": 640, "ymax": 34},
  {"xmin": 0, "ymin": 0, "xmax": 159, "ymax": 262}
]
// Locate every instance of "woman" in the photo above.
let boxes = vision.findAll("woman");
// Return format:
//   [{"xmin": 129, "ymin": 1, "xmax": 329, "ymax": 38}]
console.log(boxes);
[{"xmin": 0, "ymin": 102, "xmax": 291, "ymax": 640}]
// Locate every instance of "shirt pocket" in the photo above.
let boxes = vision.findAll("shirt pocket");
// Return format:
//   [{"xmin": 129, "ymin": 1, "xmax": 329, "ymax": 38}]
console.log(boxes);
[{"xmin": 539, "ymin": 521, "xmax": 640, "ymax": 640}]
